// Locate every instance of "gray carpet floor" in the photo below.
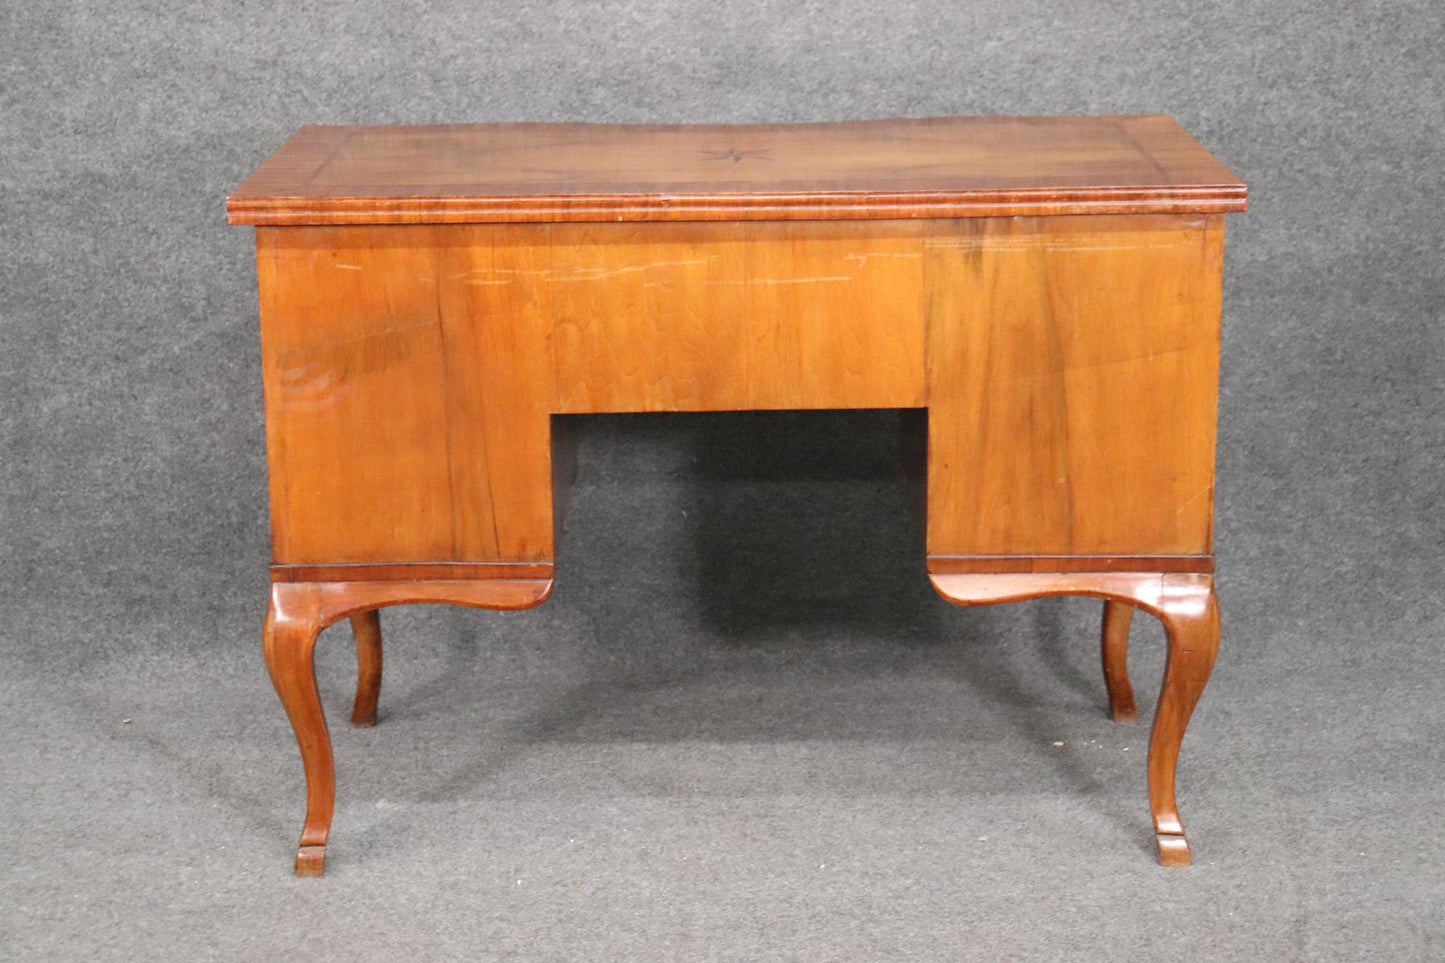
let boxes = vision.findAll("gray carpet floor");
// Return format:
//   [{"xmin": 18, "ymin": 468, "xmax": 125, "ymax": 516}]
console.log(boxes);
[{"xmin": 5, "ymin": 407, "xmax": 1445, "ymax": 960}]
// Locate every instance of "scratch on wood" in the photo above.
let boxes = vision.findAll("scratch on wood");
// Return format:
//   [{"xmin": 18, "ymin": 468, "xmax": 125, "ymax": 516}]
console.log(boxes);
[
  {"xmin": 1175, "ymin": 486, "xmax": 1212, "ymax": 515},
  {"xmin": 844, "ymin": 252, "xmax": 923, "ymax": 267},
  {"xmin": 925, "ymin": 237, "xmax": 1189, "ymax": 253},
  {"xmin": 707, "ymin": 275, "xmax": 854, "ymax": 285},
  {"xmin": 552, "ymin": 259, "xmax": 709, "ymax": 282},
  {"xmin": 450, "ymin": 267, "xmax": 549, "ymax": 280}
]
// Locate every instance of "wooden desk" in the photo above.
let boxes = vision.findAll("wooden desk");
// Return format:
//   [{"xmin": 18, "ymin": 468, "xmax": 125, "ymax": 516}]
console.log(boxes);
[{"xmin": 228, "ymin": 116, "xmax": 1246, "ymax": 875}]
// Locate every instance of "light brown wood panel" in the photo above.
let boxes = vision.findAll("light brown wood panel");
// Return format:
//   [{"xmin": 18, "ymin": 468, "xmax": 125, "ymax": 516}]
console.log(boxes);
[
  {"xmin": 434, "ymin": 227, "xmax": 556, "ymax": 559},
  {"xmin": 258, "ymin": 227, "xmax": 456, "ymax": 563},
  {"xmin": 257, "ymin": 225, "xmax": 557, "ymax": 564},
  {"xmin": 926, "ymin": 555, "xmax": 1214, "ymax": 574},
  {"xmin": 925, "ymin": 214, "xmax": 1224, "ymax": 556},
  {"xmin": 743, "ymin": 221, "xmax": 926, "ymax": 409},
  {"xmin": 551, "ymin": 221, "xmax": 926, "ymax": 412},
  {"xmin": 550, "ymin": 222, "xmax": 752, "ymax": 411}
]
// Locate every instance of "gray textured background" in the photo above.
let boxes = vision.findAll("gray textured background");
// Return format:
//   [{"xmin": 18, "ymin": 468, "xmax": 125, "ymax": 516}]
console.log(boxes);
[{"xmin": 3, "ymin": 1, "xmax": 1443, "ymax": 960}]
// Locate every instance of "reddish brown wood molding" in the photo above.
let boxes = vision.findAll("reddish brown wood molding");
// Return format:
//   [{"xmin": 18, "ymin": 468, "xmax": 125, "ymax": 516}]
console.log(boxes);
[
  {"xmin": 227, "ymin": 116, "xmax": 1245, "ymax": 225},
  {"xmin": 930, "ymin": 573, "xmax": 1220, "ymax": 866},
  {"xmin": 262, "ymin": 579, "xmax": 553, "ymax": 876},
  {"xmin": 272, "ymin": 562, "xmax": 555, "ymax": 583},
  {"xmin": 927, "ymin": 555, "xmax": 1215, "ymax": 575}
]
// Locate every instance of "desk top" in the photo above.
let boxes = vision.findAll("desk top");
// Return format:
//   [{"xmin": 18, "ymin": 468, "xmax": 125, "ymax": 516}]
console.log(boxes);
[{"xmin": 227, "ymin": 115, "xmax": 1245, "ymax": 226}]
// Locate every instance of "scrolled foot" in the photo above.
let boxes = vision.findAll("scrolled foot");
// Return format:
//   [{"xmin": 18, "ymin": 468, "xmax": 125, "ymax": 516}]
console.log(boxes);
[
  {"xmin": 1155, "ymin": 833, "xmax": 1191, "ymax": 867},
  {"xmin": 296, "ymin": 844, "xmax": 327, "ymax": 877}
]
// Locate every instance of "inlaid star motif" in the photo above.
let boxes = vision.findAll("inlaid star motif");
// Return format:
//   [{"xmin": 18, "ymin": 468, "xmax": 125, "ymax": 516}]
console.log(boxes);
[{"xmin": 700, "ymin": 148, "xmax": 773, "ymax": 163}]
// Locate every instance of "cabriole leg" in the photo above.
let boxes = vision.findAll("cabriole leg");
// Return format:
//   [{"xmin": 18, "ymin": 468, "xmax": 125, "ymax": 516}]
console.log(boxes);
[
  {"xmin": 928, "ymin": 570, "xmax": 1221, "ymax": 865},
  {"xmin": 1147, "ymin": 576, "xmax": 1220, "ymax": 866},
  {"xmin": 262, "ymin": 583, "xmax": 333, "ymax": 877},
  {"xmin": 260, "ymin": 576, "xmax": 555, "ymax": 876}
]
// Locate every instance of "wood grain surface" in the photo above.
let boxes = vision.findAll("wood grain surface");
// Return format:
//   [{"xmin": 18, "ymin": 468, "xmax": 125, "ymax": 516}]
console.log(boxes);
[
  {"xmin": 550, "ymin": 220, "xmax": 927, "ymax": 411},
  {"xmin": 926, "ymin": 555, "xmax": 1215, "ymax": 574},
  {"xmin": 256, "ymin": 225, "xmax": 557, "ymax": 565},
  {"xmin": 228, "ymin": 116, "xmax": 1246, "ymax": 225},
  {"xmin": 257, "ymin": 214, "xmax": 1226, "ymax": 568},
  {"xmin": 1101, "ymin": 600, "xmax": 1138, "ymax": 722},
  {"xmin": 347, "ymin": 610, "xmax": 382, "ymax": 727},
  {"xmin": 925, "ymin": 214, "xmax": 1225, "ymax": 557}
]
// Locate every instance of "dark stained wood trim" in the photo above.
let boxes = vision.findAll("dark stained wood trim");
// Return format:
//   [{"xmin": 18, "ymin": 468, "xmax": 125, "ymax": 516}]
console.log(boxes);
[
  {"xmin": 227, "ymin": 188, "xmax": 1246, "ymax": 225},
  {"xmin": 271, "ymin": 561, "xmax": 554, "ymax": 582},
  {"xmin": 926, "ymin": 554, "xmax": 1215, "ymax": 575}
]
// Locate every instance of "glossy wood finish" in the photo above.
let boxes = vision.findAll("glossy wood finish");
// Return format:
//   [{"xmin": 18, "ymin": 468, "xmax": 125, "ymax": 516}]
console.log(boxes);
[
  {"xmin": 930, "ymin": 573, "xmax": 1220, "ymax": 864},
  {"xmin": 262, "ymin": 579, "xmax": 552, "ymax": 875},
  {"xmin": 228, "ymin": 116, "xmax": 1246, "ymax": 225},
  {"xmin": 256, "ymin": 214, "xmax": 1223, "ymax": 567},
  {"xmin": 236, "ymin": 117, "xmax": 1242, "ymax": 874},
  {"xmin": 262, "ymin": 585, "xmax": 330, "ymax": 877}
]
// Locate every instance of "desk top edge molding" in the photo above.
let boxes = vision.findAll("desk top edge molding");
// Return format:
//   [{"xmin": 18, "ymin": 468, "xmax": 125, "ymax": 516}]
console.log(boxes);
[{"xmin": 227, "ymin": 114, "xmax": 1246, "ymax": 225}]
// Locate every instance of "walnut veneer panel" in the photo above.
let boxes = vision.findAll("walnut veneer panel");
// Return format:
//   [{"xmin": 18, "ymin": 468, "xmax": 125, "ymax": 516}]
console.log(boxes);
[
  {"xmin": 551, "ymin": 221, "xmax": 926, "ymax": 411},
  {"xmin": 227, "ymin": 116, "xmax": 1246, "ymax": 225},
  {"xmin": 259, "ymin": 215, "xmax": 1224, "ymax": 564},
  {"xmin": 925, "ymin": 214, "xmax": 1225, "ymax": 557},
  {"xmin": 256, "ymin": 225, "xmax": 556, "ymax": 564}
]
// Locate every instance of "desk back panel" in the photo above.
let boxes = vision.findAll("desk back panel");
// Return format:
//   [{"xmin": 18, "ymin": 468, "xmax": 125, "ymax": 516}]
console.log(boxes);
[
  {"xmin": 254, "ymin": 214, "xmax": 1222, "ymax": 566},
  {"xmin": 549, "ymin": 221, "xmax": 927, "ymax": 412}
]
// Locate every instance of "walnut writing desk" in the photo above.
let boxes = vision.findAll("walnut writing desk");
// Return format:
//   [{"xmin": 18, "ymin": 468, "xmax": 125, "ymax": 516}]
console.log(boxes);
[{"xmin": 228, "ymin": 116, "xmax": 1246, "ymax": 876}]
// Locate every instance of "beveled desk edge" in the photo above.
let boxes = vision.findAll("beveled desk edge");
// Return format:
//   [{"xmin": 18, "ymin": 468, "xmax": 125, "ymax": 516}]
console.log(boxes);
[{"xmin": 228, "ymin": 187, "xmax": 1246, "ymax": 226}]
